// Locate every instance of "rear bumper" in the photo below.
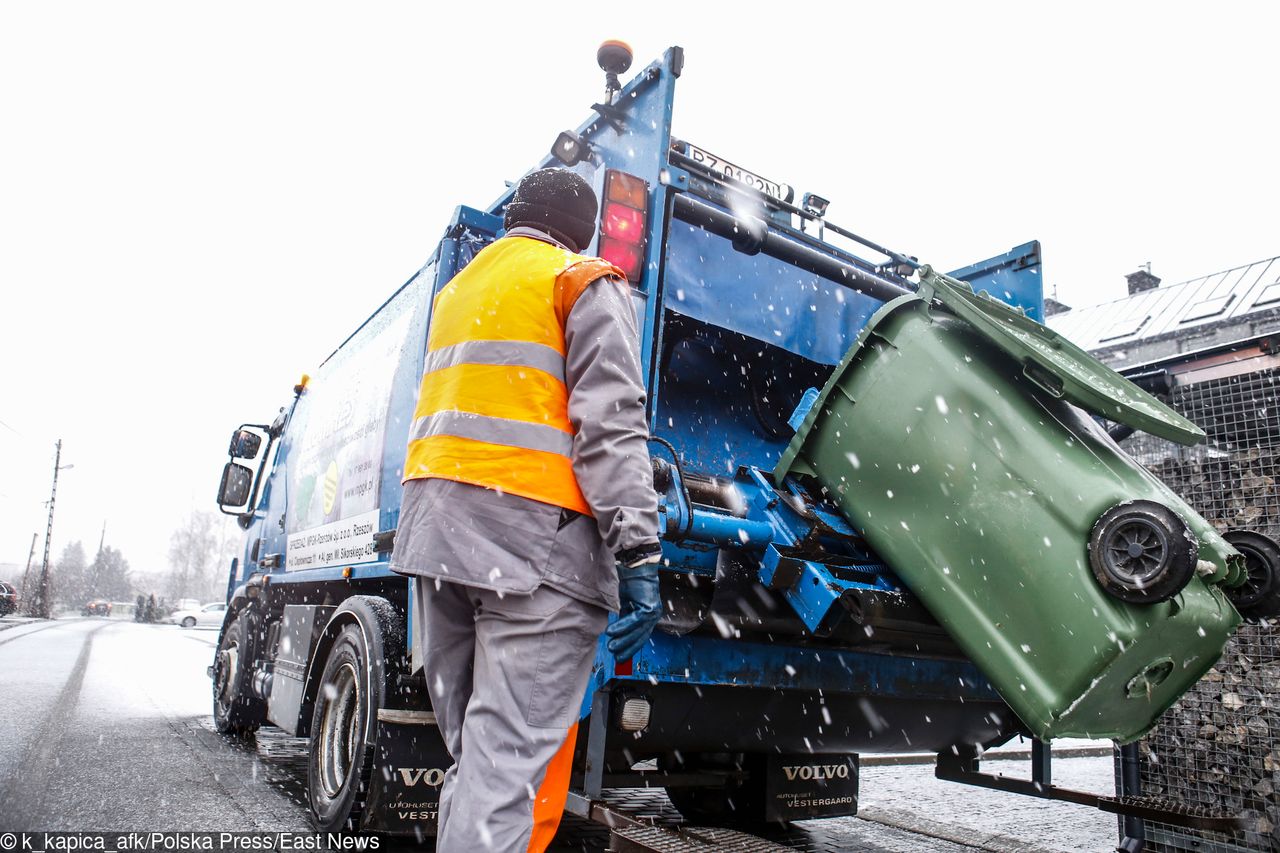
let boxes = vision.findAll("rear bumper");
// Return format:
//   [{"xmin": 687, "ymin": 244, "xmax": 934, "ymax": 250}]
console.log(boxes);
[{"xmin": 606, "ymin": 681, "xmax": 1016, "ymax": 756}]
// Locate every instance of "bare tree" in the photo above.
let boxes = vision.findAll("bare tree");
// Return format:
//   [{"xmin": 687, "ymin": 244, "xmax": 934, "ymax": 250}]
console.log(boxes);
[{"xmin": 168, "ymin": 511, "xmax": 236, "ymax": 602}]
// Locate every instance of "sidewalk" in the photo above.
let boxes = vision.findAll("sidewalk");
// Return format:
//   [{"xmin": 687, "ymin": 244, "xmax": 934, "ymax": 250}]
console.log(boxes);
[
  {"xmin": 857, "ymin": 753, "xmax": 1119, "ymax": 852},
  {"xmin": 862, "ymin": 737, "xmax": 1113, "ymax": 766}
]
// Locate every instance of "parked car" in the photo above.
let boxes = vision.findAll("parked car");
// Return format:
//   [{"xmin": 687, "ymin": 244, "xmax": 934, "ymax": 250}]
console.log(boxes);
[
  {"xmin": 0, "ymin": 582, "xmax": 18, "ymax": 616},
  {"xmin": 168, "ymin": 602, "xmax": 227, "ymax": 628},
  {"xmin": 81, "ymin": 599, "xmax": 112, "ymax": 617}
]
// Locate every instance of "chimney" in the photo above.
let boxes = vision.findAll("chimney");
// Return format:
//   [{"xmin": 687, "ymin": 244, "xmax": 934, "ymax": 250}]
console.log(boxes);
[{"xmin": 1126, "ymin": 268, "xmax": 1161, "ymax": 296}]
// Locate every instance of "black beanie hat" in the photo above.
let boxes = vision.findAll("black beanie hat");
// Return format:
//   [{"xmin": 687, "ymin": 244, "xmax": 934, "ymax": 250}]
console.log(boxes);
[{"xmin": 503, "ymin": 168, "xmax": 598, "ymax": 253}]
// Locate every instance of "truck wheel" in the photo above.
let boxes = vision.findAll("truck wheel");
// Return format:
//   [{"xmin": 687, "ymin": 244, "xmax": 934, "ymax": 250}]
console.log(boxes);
[
  {"xmin": 213, "ymin": 613, "xmax": 266, "ymax": 736},
  {"xmin": 1088, "ymin": 501, "xmax": 1197, "ymax": 605},
  {"xmin": 1222, "ymin": 530, "xmax": 1280, "ymax": 619},
  {"xmin": 662, "ymin": 754, "xmax": 781, "ymax": 830},
  {"xmin": 308, "ymin": 624, "xmax": 382, "ymax": 833}
]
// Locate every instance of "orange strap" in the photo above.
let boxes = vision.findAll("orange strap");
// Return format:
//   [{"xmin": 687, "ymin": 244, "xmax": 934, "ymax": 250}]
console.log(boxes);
[
  {"xmin": 555, "ymin": 259, "xmax": 627, "ymax": 327},
  {"xmin": 527, "ymin": 723, "xmax": 579, "ymax": 853}
]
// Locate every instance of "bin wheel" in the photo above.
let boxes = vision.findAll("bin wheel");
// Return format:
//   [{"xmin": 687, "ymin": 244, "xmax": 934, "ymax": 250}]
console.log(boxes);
[
  {"xmin": 308, "ymin": 624, "xmax": 381, "ymax": 833},
  {"xmin": 213, "ymin": 612, "xmax": 266, "ymax": 736},
  {"xmin": 1222, "ymin": 530, "xmax": 1280, "ymax": 619},
  {"xmin": 1088, "ymin": 501, "xmax": 1197, "ymax": 605}
]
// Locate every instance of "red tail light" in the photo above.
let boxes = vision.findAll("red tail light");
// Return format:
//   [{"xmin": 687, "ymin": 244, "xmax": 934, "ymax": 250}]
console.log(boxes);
[
  {"xmin": 598, "ymin": 170, "xmax": 648, "ymax": 283},
  {"xmin": 599, "ymin": 239, "xmax": 643, "ymax": 281},
  {"xmin": 603, "ymin": 204, "xmax": 644, "ymax": 243}
]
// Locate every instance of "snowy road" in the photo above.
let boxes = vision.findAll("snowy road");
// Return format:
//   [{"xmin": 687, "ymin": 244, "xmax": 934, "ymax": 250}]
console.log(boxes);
[
  {"xmin": 0, "ymin": 617, "xmax": 312, "ymax": 832},
  {"xmin": 0, "ymin": 616, "xmax": 1123, "ymax": 851}
]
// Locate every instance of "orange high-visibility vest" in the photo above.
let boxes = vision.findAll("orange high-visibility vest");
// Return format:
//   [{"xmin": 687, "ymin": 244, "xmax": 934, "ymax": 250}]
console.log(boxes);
[{"xmin": 403, "ymin": 235, "xmax": 626, "ymax": 515}]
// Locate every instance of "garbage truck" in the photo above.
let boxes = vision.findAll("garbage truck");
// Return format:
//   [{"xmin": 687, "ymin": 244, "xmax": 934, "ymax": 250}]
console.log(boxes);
[{"xmin": 210, "ymin": 43, "xmax": 1250, "ymax": 843}]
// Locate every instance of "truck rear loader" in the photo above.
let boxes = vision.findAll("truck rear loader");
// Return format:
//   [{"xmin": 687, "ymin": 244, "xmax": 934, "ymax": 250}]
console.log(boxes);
[{"xmin": 210, "ymin": 43, "xmax": 1251, "ymax": 844}]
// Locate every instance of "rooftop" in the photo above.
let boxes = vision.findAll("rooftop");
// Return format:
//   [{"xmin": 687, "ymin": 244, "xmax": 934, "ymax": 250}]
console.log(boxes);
[{"xmin": 1046, "ymin": 255, "xmax": 1280, "ymax": 368}]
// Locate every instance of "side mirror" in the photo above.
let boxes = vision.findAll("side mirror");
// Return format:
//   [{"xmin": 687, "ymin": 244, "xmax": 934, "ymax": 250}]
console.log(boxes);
[
  {"xmin": 217, "ymin": 462, "xmax": 255, "ymax": 509},
  {"xmin": 228, "ymin": 429, "xmax": 263, "ymax": 459}
]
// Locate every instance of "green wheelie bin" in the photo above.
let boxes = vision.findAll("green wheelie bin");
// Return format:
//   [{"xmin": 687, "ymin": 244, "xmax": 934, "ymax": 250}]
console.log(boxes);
[{"xmin": 776, "ymin": 266, "xmax": 1244, "ymax": 743}]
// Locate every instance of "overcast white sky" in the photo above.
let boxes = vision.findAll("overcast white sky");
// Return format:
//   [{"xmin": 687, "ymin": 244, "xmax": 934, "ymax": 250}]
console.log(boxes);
[{"xmin": 2, "ymin": 2, "xmax": 1277, "ymax": 581}]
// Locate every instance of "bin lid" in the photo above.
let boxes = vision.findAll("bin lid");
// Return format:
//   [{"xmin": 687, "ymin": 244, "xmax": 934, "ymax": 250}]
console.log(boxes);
[{"xmin": 919, "ymin": 266, "xmax": 1205, "ymax": 446}]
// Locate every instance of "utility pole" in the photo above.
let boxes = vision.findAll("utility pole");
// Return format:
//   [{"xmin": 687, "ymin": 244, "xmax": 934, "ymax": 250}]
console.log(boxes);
[
  {"xmin": 89, "ymin": 519, "xmax": 107, "ymax": 596},
  {"xmin": 31, "ymin": 439, "xmax": 72, "ymax": 619},
  {"xmin": 19, "ymin": 532, "xmax": 37, "ymax": 608}
]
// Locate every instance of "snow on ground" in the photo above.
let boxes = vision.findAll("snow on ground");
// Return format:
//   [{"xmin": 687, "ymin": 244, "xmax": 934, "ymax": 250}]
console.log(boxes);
[{"xmin": 857, "ymin": 754, "xmax": 1119, "ymax": 852}]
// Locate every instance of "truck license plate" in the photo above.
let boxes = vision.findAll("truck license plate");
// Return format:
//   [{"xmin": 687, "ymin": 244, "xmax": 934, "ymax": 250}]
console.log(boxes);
[{"xmin": 683, "ymin": 144, "xmax": 794, "ymax": 204}]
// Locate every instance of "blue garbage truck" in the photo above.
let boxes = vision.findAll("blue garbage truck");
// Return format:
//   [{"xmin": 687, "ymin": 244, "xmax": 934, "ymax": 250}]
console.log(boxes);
[{"xmin": 211, "ymin": 44, "xmax": 1245, "ymax": 843}]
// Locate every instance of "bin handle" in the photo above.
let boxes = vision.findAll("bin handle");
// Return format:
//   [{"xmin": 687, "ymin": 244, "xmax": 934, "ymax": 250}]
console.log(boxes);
[{"xmin": 1022, "ymin": 360, "xmax": 1065, "ymax": 398}]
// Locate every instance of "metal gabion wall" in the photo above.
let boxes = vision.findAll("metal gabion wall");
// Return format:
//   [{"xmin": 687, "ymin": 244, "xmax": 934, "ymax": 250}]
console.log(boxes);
[{"xmin": 1120, "ymin": 367, "xmax": 1280, "ymax": 852}]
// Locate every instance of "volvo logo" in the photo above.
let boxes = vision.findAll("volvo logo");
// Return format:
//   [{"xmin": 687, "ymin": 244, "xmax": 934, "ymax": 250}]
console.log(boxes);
[
  {"xmin": 782, "ymin": 764, "xmax": 850, "ymax": 781},
  {"xmin": 397, "ymin": 767, "xmax": 447, "ymax": 787}
]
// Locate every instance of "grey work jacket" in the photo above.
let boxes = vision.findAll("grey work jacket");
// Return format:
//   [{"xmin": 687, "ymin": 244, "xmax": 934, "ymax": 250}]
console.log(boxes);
[{"xmin": 391, "ymin": 227, "xmax": 660, "ymax": 612}]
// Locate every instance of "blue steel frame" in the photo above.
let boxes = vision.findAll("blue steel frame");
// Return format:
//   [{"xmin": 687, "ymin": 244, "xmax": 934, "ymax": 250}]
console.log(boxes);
[
  {"xmin": 227, "ymin": 45, "xmax": 1041, "ymax": 734},
  {"xmin": 950, "ymin": 240, "xmax": 1044, "ymax": 322}
]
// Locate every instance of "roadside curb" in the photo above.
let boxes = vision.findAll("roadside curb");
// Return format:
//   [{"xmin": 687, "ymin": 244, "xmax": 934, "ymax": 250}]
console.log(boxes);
[
  {"xmin": 858, "ymin": 806, "xmax": 1065, "ymax": 853},
  {"xmin": 0, "ymin": 617, "xmax": 43, "ymax": 632},
  {"xmin": 862, "ymin": 747, "xmax": 1113, "ymax": 767}
]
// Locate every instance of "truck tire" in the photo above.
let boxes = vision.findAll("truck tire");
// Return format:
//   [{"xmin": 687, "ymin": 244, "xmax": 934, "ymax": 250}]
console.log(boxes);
[
  {"xmin": 307, "ymin": 623, "xmax": 384, "ymax": 832},
  {"xmin": 213, "ymin": 612, "xmax": 266, "ymax": 736},
  {"xmin": 662, "ymin": 754, "xmax": 781, "ymax": 830}
]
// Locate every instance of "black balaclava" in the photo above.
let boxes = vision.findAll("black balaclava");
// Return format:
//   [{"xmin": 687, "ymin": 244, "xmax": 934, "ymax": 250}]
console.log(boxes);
[{"xmin": 503, "ymin": 168, "xmax": 598, "ymax": 253}]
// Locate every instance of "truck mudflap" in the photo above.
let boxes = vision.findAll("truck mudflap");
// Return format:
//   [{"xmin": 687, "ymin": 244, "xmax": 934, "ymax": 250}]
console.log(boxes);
[
  {"xmin": 762, "ymin": 754, "xmax": 858, "ymax": 823},
  {"xmin": 360, "ymin": 709, "xmax": 450, "ymax": 835}
]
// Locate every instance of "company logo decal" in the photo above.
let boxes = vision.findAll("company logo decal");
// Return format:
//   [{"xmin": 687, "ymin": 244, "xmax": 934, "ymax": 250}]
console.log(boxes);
[
  {"xmin": 397, "ymin": 768, "xmax": 446, "ymax": 787},
  {"xmin": 781, "ymin": 764, "xmax": 851, "ymax": 781}
]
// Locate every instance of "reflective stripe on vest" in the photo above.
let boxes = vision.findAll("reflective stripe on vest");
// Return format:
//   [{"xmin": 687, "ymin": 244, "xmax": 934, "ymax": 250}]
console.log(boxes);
[
  {"xmin": 409, "ymin": 411, "xmax": 573, "ymax": 457},
  {"xmin": 403, "ymin": 235, "xmax": 625, "ymax": 515},
  {"xmin": 423, "ymin": 340, "xmax": 567, "ymax": 383}
]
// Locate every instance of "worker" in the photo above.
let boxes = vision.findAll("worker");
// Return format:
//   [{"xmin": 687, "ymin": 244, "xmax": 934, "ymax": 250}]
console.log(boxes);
[{"xmin": 392, "ymin": 167, "xmax": 662, "ymax": 852}]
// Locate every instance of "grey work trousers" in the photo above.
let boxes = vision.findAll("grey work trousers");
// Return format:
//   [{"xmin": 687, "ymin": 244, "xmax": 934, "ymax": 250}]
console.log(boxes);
[{"xmin": 415, "ymin": 577, "xmax": 608, "ymax": 853}]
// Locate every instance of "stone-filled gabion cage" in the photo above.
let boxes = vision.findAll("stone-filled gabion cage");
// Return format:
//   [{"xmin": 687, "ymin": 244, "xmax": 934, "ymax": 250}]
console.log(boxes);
[{"xmin": 1119, "ymin": 369, "xmax": 1280, "ymax": 852}]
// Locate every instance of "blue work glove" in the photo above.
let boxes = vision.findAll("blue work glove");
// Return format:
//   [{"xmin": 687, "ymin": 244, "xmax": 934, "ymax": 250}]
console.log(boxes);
[{"xmin": 605, "ymin": 543, "xmax": 664, "ymax": 660}]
